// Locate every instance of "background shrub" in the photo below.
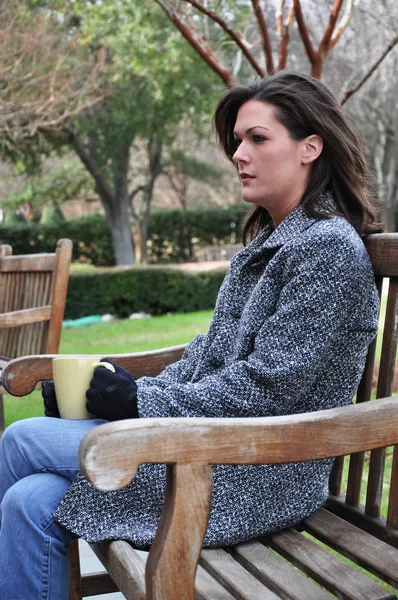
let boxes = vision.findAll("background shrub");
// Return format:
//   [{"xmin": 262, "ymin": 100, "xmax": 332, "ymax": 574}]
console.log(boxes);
[
  {"xmin": 0, "ymin": 205, "xmax": 247, "ymax": 266},
  {"xmin": 147, "ymin": 205, "xmax": 246, "ymax": 263},
  {"xmin": 0, "ymin": 214, "xmax": 113, "ymax": 266},
  {"xmin": 64, "ymin": 267, "xmax": 228, "ymax": 319}
]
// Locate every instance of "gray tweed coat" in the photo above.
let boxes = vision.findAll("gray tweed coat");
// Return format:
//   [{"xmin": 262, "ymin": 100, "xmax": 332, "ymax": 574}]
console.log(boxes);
[{"xmin": 55, "ymin": 202, "xmax": 379, "ymax": 548}]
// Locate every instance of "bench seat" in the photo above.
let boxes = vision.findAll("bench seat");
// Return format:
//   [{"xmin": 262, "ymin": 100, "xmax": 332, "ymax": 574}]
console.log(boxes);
[{"xmin": 83, "ymin": 505, "xmax": 398, "ymax": 599}]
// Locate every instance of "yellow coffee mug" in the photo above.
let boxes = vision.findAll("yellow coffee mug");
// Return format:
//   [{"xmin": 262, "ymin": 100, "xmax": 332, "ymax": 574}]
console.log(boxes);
[{"xmin": 52, "ymin": 356, "xmax": 115, "ymax": 419}]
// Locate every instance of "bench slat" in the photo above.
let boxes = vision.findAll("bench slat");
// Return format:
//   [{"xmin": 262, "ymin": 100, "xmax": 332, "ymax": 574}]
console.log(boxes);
[
  {"xmin": 268, "ymin": 528, "xmax": 395, "ymax": 600},
  {"xmin": 326, "ymin": 495, "xmax": 398, "ymax": 549},
  {"xmin": 195, "ymin": 564, "xmax": 237, "ymax": 600},
  {"xmin": 0, "ymin": 306, "xmax": 52, "ymax": 329},
  {"xmin": 89, "ymin": 540, "xmax": 145, "ymax": 600},
  {"xmin": 230, "ymin": 539, "xmax": 331, "ymax": 600},
  {"xmin": 200, "ymin": 548, "xmax": 281, "ymax": 600},
  {"xmin": 345, "ymin": 276, "xmax": 382, "ymax": 507},
  {"xmin": 303, "ymin": 507, "xmax": 398, "ymax": 587},
  {"xmin": 80, "ymin": 572, "xmax": 118, "ymax": 597},
  {"xmin": 329, "ymin": 455, "xmax": 345, "ymax": 497},
  {"xmin": 387, "ymin": 446, "xmax": 398, "ymax": 529},
  {"xmin": 367, "ymin": 279, "xmax": 398, "ymax": 519},
  {"xmin": 89, "ymin": 542, "xmax": 237, "ymax": 600}
]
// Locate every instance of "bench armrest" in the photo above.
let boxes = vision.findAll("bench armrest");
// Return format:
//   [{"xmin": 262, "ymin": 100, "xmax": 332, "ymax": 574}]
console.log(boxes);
[
  {"xmin": 79, "ymin": 396, "xmax": 398, "ymax": 491},
  {"xmin": 1, "ymin": 344, "xmax": 187, "ymax": 396}
]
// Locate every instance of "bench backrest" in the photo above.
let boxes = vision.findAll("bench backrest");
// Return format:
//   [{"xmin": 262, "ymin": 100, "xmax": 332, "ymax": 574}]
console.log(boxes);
[
  {"xmin": 0, "ymin": 239, "xmax": 72, "ymax": 360},
  {"xmin": 328, "ymin": 233, "xmax": 398, "ymax": 547}
]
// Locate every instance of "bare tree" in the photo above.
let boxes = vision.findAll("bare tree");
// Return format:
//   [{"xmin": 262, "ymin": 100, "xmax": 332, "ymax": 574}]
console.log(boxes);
[
  {"xmin": 0, "ymin": 0, "xmax": 106, "ymax": 135},
  {"xmin": 333, "ymin": 0, "xmax": 398, "ymax": 231},
  {"xmin": 155, "ymin": 0, "xmax": 397, "ymax": 97},
  {"xmin": 154, "ymin": 0, "xmax": 363, "ymax": 82}
]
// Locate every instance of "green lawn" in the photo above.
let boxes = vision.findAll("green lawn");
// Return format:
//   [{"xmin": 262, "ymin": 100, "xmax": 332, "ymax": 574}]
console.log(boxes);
[{"xmin": 3, "ymin": 310, "xmax": 213, "ymax": 427}]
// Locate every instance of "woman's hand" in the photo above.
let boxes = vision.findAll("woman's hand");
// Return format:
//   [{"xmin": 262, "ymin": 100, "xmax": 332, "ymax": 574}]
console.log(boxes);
[
  {"xmin": 42, "ymin": 380, "xmax": 60, "ymax": 418},
  {"xmin": 85, "ymin": 359, "xmax": 139, "ymax": 421}
]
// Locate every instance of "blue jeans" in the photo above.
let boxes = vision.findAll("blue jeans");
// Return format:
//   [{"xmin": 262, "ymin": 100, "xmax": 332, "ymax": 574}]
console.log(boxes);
[{"xmin": 0, "ymin": 416, "xmax": 106, "ymax": 600}]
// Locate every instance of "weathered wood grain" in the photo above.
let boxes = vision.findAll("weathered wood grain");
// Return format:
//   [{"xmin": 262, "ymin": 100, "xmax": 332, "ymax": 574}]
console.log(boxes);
[
  {"xmin": 366, "ymin": 278, "xmax": 398, "ymax": 519},
  {"xmin": 194, "ymin": 564, "xmax": 236, "ymax": 600},
  {"xmin": 326, "ymin": 495, "xmax": 398, "ymax": 549},
  {"xmin": 200, "ymin": 548, "xmax": 281, "ymax": 600},
  {"xmin": 268, "ymin": 528, "xmax": 394, "ymax": 600},
  {"xmin": 146, "ymin": 464, "xmax": 213, "ymax": 600},
  {"xmin": 0, "ymin": 239, "xmax": 72, "ymax": 434},
  {"xmin": 0, "ymin": 306, "xmax": 52, "ymax": 329},
  {"xmin": 0, "ymin": 253, "xmax": 56, "ymax": 272},
  {"xmin": 2, "ymin": 344, "xmax": 187, "ymax": 396},
  {"xmin": 365, "ymin": 234, "xmax": 398, "ymax": 277},
  {"xmin": 68, "ymin": 540, "xmax": 82, "ymax": 600},
  {"xmin": 90, "ymin": 540, "xmax": 146, "ymax": 600},
  {"xmin": 303, "ymin": 508, "xmax": 398, "ymax": 587},
  {"xmin": 230, "ymin": 539, "xmax": 331, "ymax": 599},
  {"xmin": 79, "ymin": 396, "xmax": 398, "ymax": 493}
]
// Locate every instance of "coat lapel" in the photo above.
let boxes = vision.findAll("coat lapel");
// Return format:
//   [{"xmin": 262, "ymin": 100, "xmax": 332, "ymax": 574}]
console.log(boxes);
[{"xmin": 194, "ymin": 201, "xmax": 335, "ymax": 376}]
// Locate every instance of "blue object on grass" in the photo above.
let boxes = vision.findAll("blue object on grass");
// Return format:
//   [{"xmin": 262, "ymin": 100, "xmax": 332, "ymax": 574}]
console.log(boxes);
[{"xmin": 62, "ymin": 315, "xmax": 103, "ymax": 328}]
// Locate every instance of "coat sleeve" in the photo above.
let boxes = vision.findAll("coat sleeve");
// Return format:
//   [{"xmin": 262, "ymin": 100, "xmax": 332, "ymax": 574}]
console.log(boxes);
[
  {"xmin": 143, "ymin": 333, "xmax": 207, "ymax": 387},
  {"xmin": 137, "ymin": 234, "xmax": 379, "ymax": 419}
]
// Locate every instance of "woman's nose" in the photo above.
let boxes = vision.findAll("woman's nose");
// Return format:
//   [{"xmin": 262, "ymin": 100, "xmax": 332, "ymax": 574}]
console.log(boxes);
[{"xmin": 232, "ymin": 143, "xmax": 248, "ymax": 165}]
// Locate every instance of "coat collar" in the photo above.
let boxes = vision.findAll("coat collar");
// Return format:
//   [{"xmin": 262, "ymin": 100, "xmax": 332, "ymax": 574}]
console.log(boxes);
[
  {"xmin": 230, "ymin": 193, "xmax": 337, "ymax": 272},
  {"xmin": 249, "ymin": 193, "xmax": 337, "ymax": 252}
]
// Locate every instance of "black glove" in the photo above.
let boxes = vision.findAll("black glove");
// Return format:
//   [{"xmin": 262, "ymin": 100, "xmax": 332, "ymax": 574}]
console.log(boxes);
[
  {"xmin": 85, "ymin": 358, "xmax": 139, "ymax": 421},
  {"xmin": 42, "ymin": 380, "xmax": 60, "ymax": 418}
]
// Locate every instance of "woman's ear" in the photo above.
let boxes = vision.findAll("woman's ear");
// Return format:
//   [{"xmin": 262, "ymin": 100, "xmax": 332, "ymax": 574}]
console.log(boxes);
[{"xmin": 301, "ymin": 135, "xmax": 323, "ymax": 164}]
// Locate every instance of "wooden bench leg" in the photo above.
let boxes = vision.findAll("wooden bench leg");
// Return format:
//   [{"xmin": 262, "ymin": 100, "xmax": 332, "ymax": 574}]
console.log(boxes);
[{"xmin": 69, "ymin": 539, "xmax": 83, "ymax": 600}]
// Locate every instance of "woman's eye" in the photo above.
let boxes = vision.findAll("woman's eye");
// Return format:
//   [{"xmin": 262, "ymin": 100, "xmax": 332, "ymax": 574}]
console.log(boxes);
[{"xmin": 253, "ymin": 135, "xmax": 266, "ymax": 143}]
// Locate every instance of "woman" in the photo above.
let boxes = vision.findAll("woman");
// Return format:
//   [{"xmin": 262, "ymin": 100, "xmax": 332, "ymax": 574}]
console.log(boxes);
[{"xmin": 0, "ymin": 72, "xmax": 381, "ymax": 600}]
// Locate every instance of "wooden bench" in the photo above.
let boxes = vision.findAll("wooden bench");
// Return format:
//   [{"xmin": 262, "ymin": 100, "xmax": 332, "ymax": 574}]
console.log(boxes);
[
  {"xmin": 3, "ymin": 233, "xmax": 398, "ymax": 600},
  {"xmin": 0, "ymin": 239, "xmax": 72, "ymax": 433}
]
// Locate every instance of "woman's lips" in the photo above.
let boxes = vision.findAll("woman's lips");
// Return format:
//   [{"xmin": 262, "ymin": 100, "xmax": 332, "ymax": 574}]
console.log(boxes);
[{"xmin": 240, "ymin": 173, "xmax": 255, "ymax": 183}]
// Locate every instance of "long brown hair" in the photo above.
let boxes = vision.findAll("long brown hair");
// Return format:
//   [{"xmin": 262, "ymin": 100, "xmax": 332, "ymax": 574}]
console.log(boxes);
[{"xmin": 213, "ymin": 72, "xmax": 382, "ymax": 243}]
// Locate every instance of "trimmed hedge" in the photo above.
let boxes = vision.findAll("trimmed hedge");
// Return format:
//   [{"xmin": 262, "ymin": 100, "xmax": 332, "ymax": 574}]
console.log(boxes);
[
  {"xmin": 0, "ymin": 215, "xmax": 113, "ymax": 266},
  {"xmin": 0, "ymin": 205, "xmax": 247, "ymax": 266},
  {"xmin": 147, "ymin": 205, "xmax": 246, "ymax": 263},
  {"xmin": 64, "ymin": 266, "xmax": 228, "ymax": 319}
]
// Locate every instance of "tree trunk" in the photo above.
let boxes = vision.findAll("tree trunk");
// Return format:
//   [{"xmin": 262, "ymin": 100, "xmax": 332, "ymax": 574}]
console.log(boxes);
[
  {"xmin": 137, "ymin": 136, "xmax": 163, "ymax": 265},
  {"xmin": 69, "ymin": 127, "xmax": 136, "ymax": 265},
  {"xmin": 373, "ymin": 121, "xmax": 398, "ymax": 232},
  {"xmin": 102, "ymin": 193, "xmax": 135, "ymax": 265},
  {"xmin": 384, "ymin": 148, "xmax": 398, "ymax": 232},
  {"xmin": 140, "ymin": 218, "xmax": 149, "ymax": 265}
]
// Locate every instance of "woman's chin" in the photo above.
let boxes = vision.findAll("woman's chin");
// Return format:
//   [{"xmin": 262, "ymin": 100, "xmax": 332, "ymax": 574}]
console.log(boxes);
[{"xmin": 241, "ymin": 194, "xmax": 260, "ymax": 206}]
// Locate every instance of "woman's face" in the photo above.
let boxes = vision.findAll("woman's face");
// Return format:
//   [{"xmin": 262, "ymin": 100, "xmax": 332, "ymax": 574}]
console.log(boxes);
[{"xmin": 232, "ymin": 100, "xmax": 319, "ymax": 226}]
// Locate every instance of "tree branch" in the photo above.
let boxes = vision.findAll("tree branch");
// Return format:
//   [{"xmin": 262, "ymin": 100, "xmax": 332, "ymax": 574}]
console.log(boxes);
[
  {"xmin": 318, "ymin": 0, "xmax": 345, "ymax": 59},
  {"xmin": 330, "ymin": 0, "xmax": 355, "ymax": 50},
  {"xmin": 250, "ymin": 0, "xmax": 274, "ymax": 74},
  {"xmin": 130, "ymin": 184, "xmax": 147, "ymax": 202},
  {"xmin": 341, "ymin": 34, "xmax": 398, "ymax": 105},
  {"xmin": 155, "ymin": 0, "xmax": 234, "ymax": 87},
  {"xmin": 292, "ymin": 0, "xmax": 316, "ymax": 63},
  {"xmin": 276, "ymin": 0, "xmax": 295, "ymax": 70},
  {"xmin": 293, "ymin": 0, "xmax": 352, "ymax": 78},
  {"xmin": 67, "ymin": 126, "xmax": 115, "ymax": 206},
  {"xmin": 184, "ymin": 0, "xmax": 264, "ymax": 76}
]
